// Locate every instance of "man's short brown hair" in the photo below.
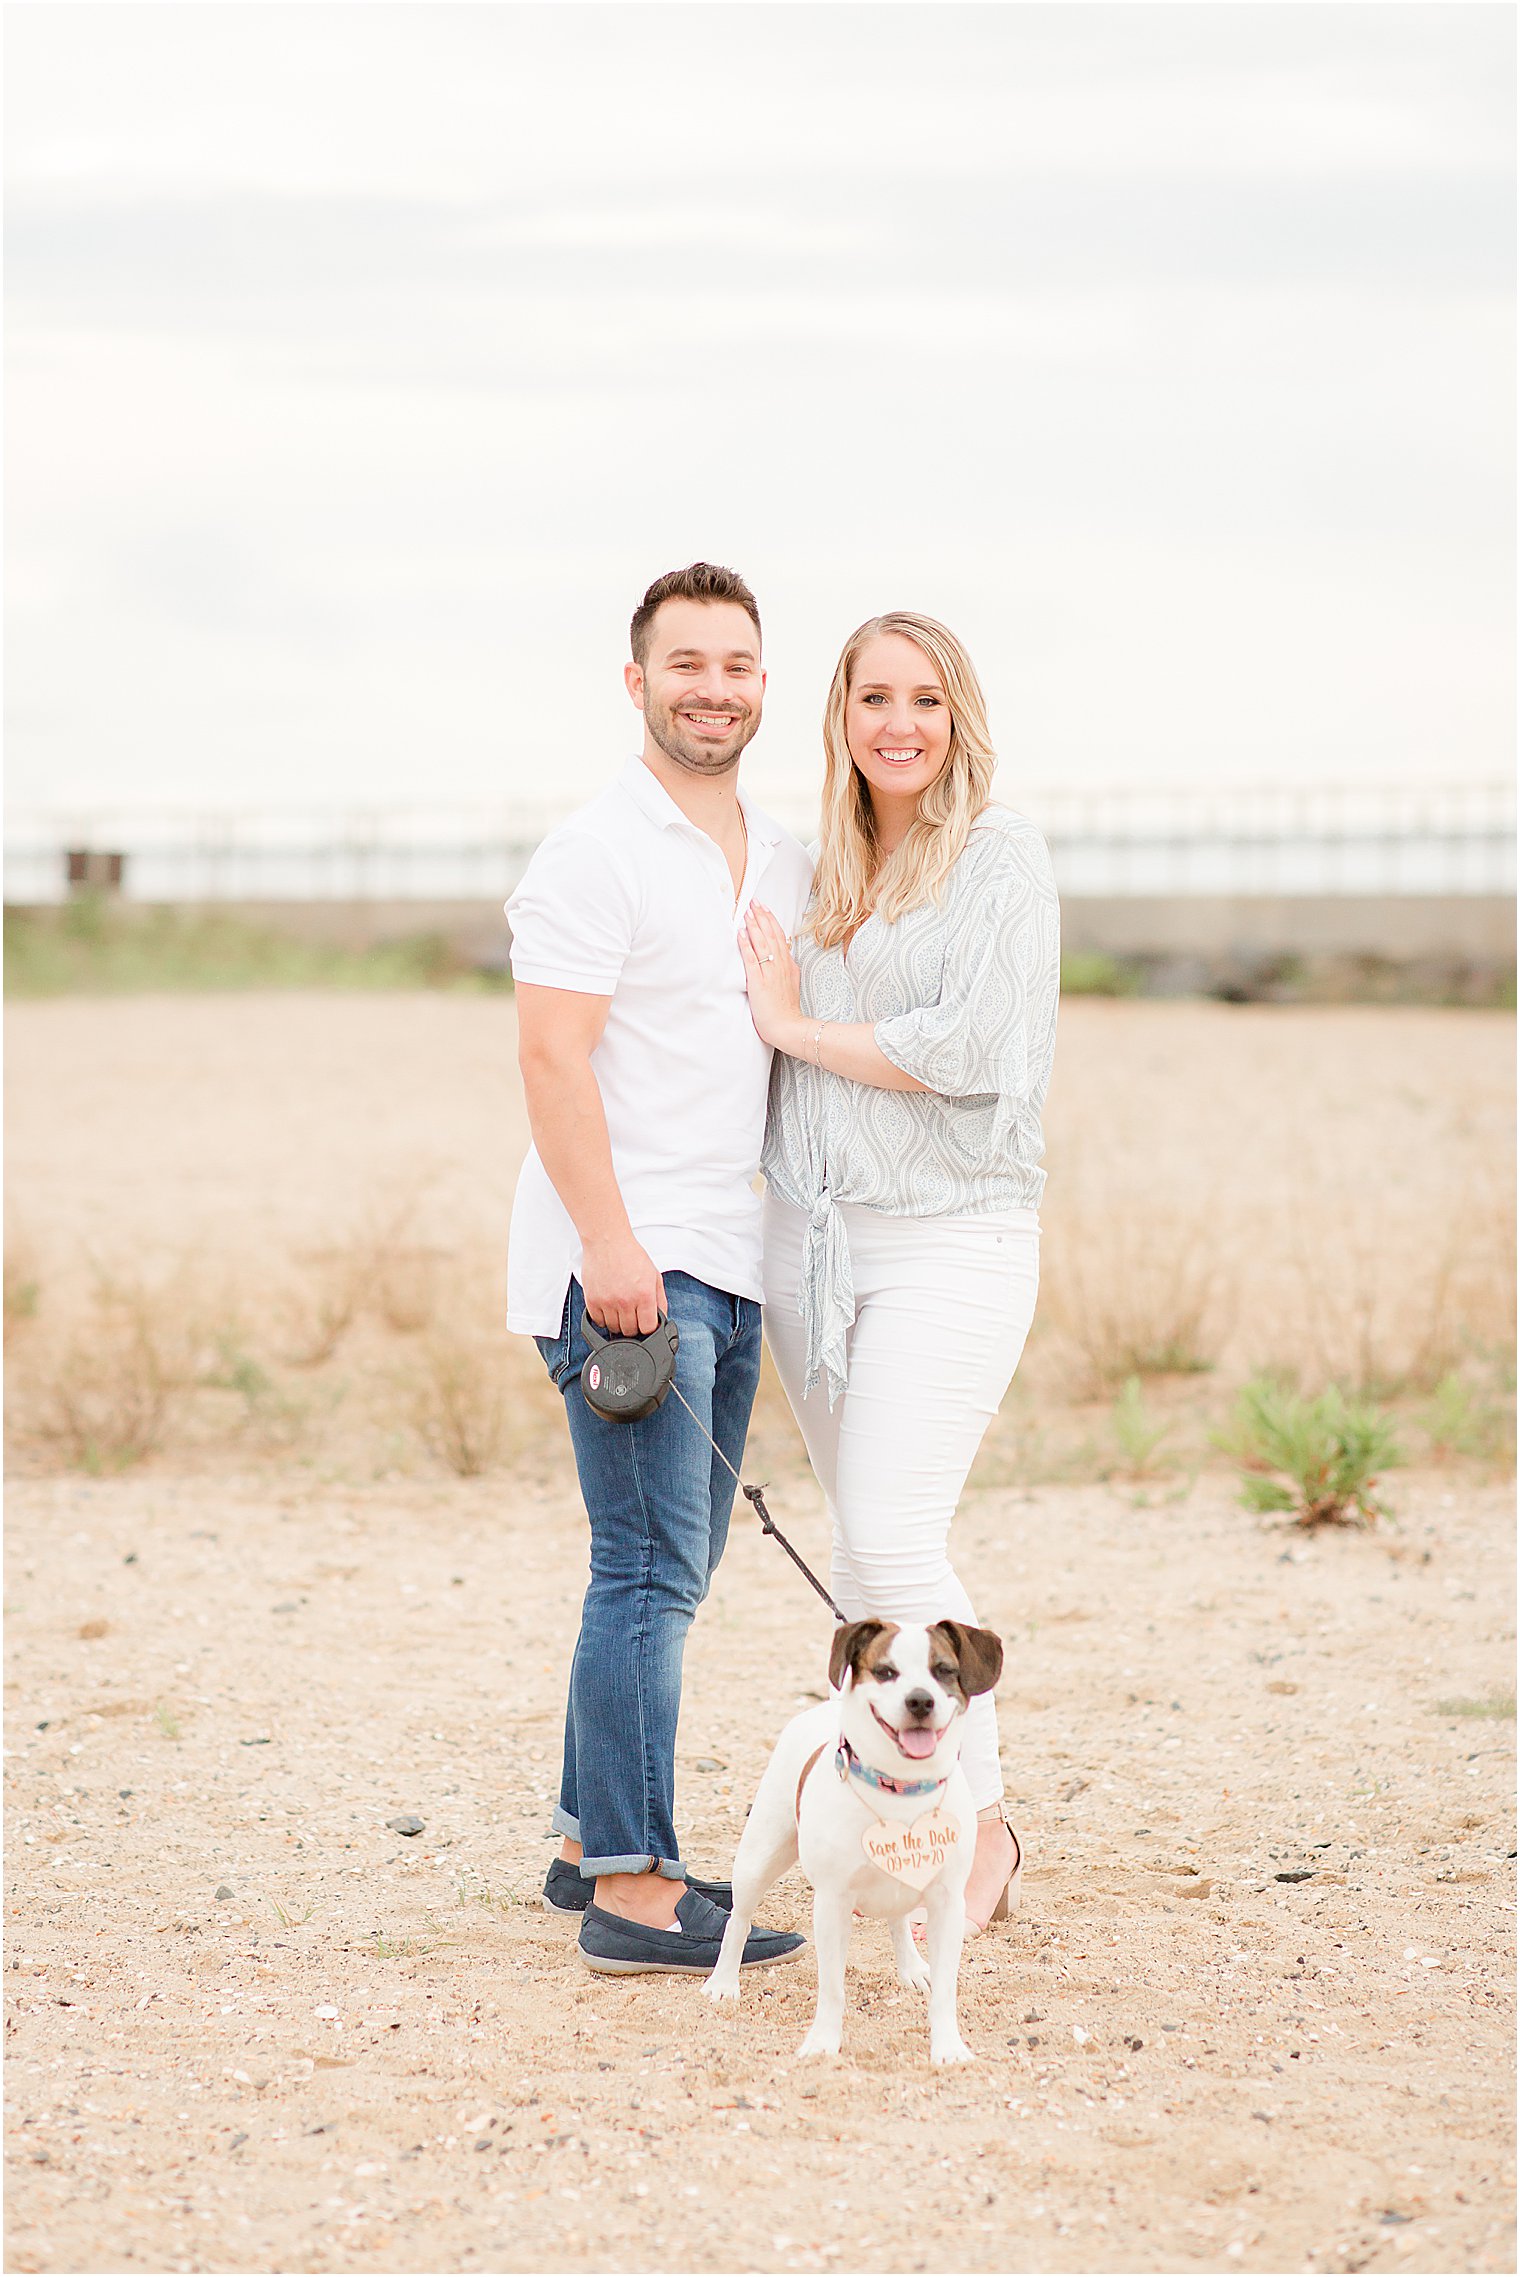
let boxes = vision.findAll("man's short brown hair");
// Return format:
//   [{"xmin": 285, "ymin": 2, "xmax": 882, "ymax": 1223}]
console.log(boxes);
[{"xmin": 630, "ymin": 562, "xmax": 762, "ymax": 668}]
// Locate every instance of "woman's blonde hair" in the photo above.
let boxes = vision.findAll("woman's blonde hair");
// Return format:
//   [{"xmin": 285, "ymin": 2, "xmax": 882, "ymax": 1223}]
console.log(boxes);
[{"xmin": 809, "ymin": 611, "xmax": 997, "ymax": 949}]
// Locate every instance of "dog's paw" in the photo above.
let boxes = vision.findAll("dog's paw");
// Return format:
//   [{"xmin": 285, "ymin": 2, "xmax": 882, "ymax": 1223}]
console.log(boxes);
[
  {"xmin": 796, "ymin": 2029, "xmax": 843, "ymax": 2060},
  {"xmin": 701, "ymin": 1976, "xmax": 740, "ymax": 2006},
  {"xmin": 897, "ymin": 1958, "xmax": 932, "ymax": 1993},
  {"xmin": 930, "ymin": 2037, "xmax": 976, "ymax": 2066}
]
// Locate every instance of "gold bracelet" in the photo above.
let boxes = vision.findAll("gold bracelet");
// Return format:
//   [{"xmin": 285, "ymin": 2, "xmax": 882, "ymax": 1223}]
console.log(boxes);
[{"xmin": 810, "ymin": 1022, "xmax": 827, "ymax": 1067}]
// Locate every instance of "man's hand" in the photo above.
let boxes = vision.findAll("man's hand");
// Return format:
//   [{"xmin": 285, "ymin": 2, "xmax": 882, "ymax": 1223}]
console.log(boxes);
[{"xmin": 582, "ymin": 1234, "xmax": 667, "ymax": 1339}]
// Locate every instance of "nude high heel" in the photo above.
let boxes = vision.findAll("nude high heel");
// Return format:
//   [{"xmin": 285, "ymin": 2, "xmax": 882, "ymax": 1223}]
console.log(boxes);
[
  {"xmin": 989, "ymin": 1820, "xmax": 1023, "ymax": 1920},
  {"xmin": 967, "ymin": 1806, "xmax": 1023, "ymax": 1933}
]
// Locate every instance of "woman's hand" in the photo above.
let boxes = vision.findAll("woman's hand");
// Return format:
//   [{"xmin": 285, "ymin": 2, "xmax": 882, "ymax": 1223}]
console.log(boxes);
[
  {"xmin": 739, "ymin": 901, "xmax": 805, "ymax": 1053},
  {"xmin": 738, "ymin": 905, "xmax": 928, "ymax": 1090}
]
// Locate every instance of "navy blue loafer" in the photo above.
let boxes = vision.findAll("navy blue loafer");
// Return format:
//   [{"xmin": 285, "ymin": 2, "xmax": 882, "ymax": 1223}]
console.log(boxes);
[
  {"xmin": 577, "ymin": 1887, "xmax": 804, "ymax": 1975},
  {"xmin": 541, "ymin": 1857, "xmax": 594, "ymax": 1913},
  {"xmin": 542, "ymin": 1858, "xmax": 734, "ymax": 1915}
]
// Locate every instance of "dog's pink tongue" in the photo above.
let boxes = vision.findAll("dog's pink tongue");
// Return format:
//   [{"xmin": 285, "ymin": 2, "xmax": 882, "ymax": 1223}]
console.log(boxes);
[{"xmin": 898, "ymin": 1725, "xmax": 939, "ymax": 1760}]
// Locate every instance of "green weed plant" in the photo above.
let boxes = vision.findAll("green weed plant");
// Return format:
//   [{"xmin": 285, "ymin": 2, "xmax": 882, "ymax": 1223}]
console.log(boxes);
[
  {"xmin": 1419, "ymin": 1371, "xmax": 1516, "ymax": 1473},
  {"xmin": 1109, "ymin": 1375, "xmax": 1176, "ymax": 1479},
  {"xmin": 1059, "ymin": 952, "xmax": 1141, "ymax": 998},
  {"xmin": 1218, "ymin": 1377, "xmax": 1402, "ymax": 1528}
]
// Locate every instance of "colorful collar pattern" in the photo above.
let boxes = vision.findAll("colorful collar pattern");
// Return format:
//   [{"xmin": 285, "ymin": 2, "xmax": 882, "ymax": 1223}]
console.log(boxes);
[{"xmin": 836, "ymin": 1737, "xmax": 948, "ymax": 1800}]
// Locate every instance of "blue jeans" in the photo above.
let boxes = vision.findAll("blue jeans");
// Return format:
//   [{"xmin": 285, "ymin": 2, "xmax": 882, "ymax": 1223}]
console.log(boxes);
[{"xmin": 535, "ymin": 1272, "xmax": 762, "ymax": 1879}]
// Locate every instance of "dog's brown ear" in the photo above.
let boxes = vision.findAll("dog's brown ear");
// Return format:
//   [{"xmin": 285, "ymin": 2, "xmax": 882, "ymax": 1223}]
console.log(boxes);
[
  {"xmin": 934, "ymin": 1621, "xmax": 1004, "ymax": 1698},
  {"xmin": 829, "ymin": 1618, "xmax": 889, "ymax": 1693}
]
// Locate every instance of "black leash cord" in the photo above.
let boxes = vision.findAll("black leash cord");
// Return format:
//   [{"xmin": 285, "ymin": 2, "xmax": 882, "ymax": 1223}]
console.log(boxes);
[{"xmin": 666, "ymin": 1381, "xmax": 846, "ymax": 1624}]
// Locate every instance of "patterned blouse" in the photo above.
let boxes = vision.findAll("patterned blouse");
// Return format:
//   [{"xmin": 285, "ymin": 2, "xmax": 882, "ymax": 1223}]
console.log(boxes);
[{"xmin": 762, "ymin": 805, "xmax": 1060, "ymax": 1403}]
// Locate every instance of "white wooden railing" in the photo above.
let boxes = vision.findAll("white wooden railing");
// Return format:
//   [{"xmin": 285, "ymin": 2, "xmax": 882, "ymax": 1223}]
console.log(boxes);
[{"xmin": 4, "ymin": 781, "xmax": 1513, "ymax": 903}]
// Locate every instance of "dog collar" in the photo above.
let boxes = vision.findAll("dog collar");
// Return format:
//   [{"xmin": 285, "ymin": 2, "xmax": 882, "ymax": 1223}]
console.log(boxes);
[{"xmin": 836, "ymin": 1737, "xmax": 948, "ymax": 1800}]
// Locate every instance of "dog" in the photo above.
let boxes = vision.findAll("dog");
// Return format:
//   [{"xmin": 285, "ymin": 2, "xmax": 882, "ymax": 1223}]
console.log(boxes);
[{"xmin": 703, "ymin": 1616, "xmax": 1004, "ymax": 2065}]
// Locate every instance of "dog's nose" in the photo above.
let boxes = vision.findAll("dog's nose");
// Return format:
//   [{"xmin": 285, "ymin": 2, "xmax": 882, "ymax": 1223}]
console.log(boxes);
[{"xmin": 903, "ymin": 1689, "xmax": 935, "ymax": 1721}]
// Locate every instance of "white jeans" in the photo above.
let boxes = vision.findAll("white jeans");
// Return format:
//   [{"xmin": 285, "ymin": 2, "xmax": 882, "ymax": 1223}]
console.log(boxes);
[{"xmin": 761, "ymin": 1190, "xmax": 1040, "ymax": 1808}]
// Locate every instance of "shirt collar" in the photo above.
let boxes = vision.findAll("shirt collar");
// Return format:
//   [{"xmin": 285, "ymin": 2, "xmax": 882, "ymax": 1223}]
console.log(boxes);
[{"xmin": 619, "ymin": 755, "xmax": 779, "ymax": 851}]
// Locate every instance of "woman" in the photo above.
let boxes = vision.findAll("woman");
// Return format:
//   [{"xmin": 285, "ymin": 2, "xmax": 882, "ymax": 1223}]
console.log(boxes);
[{"xmin": 738, "ymin": 610, "xmax": 1059, "ymax": 1932}]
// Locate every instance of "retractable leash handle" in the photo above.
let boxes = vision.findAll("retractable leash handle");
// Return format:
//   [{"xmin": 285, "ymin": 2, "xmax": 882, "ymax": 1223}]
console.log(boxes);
[
  {"xmin": 579, "ymin": 1310, "xmax": 679, "ymax": 1422},
  {"xmin": 577, "ymin": 1312, "xmax": 845, "ymax": 1622}
]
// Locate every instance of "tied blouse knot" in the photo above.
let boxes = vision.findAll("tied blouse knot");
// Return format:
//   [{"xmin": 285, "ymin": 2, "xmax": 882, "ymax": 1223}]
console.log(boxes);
[{"xmin": 761, "ymin": 806, "xmax": 1060, "ymax": 1405}]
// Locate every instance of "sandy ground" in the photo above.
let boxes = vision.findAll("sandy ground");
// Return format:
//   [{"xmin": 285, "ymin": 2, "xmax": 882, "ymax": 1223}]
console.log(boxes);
[{"xmin": 4, "ymin": 995, "xmax": 1516, "ymax": 2275}]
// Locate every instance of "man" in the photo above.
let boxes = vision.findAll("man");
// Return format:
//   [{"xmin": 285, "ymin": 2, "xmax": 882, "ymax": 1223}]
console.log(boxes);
[{"xmin": 506, "ymin": 562, "xmax": 814, "ymax": 1975}]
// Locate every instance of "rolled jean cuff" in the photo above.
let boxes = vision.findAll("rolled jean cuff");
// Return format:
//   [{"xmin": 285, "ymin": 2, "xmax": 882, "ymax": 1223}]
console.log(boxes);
[
  {"xmin": 580, "ymin": 1851, "xmax": 686, "ymax": 1881},
  {"xmin": 551, "ymin": 1809, "xmax": 684, "ymax": 1880}
]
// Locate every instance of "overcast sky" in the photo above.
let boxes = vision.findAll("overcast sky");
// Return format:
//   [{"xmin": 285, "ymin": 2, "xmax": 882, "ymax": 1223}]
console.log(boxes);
[{"xmin": 6, "ymin": 2, "xmax": 1514, "ymax": 821}]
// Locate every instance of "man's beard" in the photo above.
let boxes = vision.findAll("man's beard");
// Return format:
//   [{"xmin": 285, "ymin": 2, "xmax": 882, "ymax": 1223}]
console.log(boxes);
[{"xmin": 643, "ymin": 691, "xmax": 760, "ymax": 777}]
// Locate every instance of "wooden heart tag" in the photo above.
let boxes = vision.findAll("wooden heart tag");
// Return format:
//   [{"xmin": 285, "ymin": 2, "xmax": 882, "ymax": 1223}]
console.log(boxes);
[{"xmin": 861, "ymin": 1807, "xmax": 961, "ymax": 1890}]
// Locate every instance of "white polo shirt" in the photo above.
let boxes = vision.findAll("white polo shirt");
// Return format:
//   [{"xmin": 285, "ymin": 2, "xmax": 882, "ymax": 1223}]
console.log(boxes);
[{"xmin": 505, "ymin": 756, "xmax": 814, "ymax": 1336}]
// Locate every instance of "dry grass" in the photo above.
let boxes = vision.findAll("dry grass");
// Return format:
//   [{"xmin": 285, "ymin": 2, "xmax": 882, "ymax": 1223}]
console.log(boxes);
[
  {"xmin": 1279, "ymin": 1180, "xmax": 1508, "ymax": 1399},
  {"xmin": 3, "ymin": 1197, "xmax": 526, "ymax": 1479},
  {"xmin": 1031, "ymin": 1152, "xmax": 1513, "ymax": 1425},
  {"xmin": 1036, "ymin": 1020, "xmax": 1514, "ymax": 1432},
  {"xmin": 4, "ymin": 1227, "xmax": 43, "ymax": 1343},
  {"xmin": 1041, "ymin": 1199, "xmax": 1231, "ymax": 1395},
  {"xmin": 407, "ymin": 1326, "xmax": 512, "ymax": 1477},
  {"xmin": 373, "ymin": 1242, "xmax": 444, "ymax": 1334},
  {"xmin": 7, "ymin": 1196, "xmax": 1511, "ymax": 1491},
  {"xmin": 9, "ymin": 1268, "xmax": 211, "ymax": 1473},
  {"xmin": 392, "ymin": 1252, "xmax": 566, "ymax": 1478},
  {"xmin": 5, "ymin": 1004, "xmax": 1513, "ymax": 1490},
  {"xmin": 196, "ymin": 1328, "xmax": 316, "ymax": 1453},
  {"xmin": 968, "ymin": 1376, "xmax": 1104, "ymax": 1491},
  {"xmin": 279, "ymin": 1243, "xmax": 371, "ymax": 1369},
  {"xmin": 281, "ymin": 1187, "xmax": 444, "ymax": 1365}
]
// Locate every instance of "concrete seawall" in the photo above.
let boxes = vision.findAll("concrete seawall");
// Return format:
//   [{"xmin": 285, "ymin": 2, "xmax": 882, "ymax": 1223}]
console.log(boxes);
[{"xmin": 1060, "ymin": 894, "xmax": 1515, "ymax": 963}]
